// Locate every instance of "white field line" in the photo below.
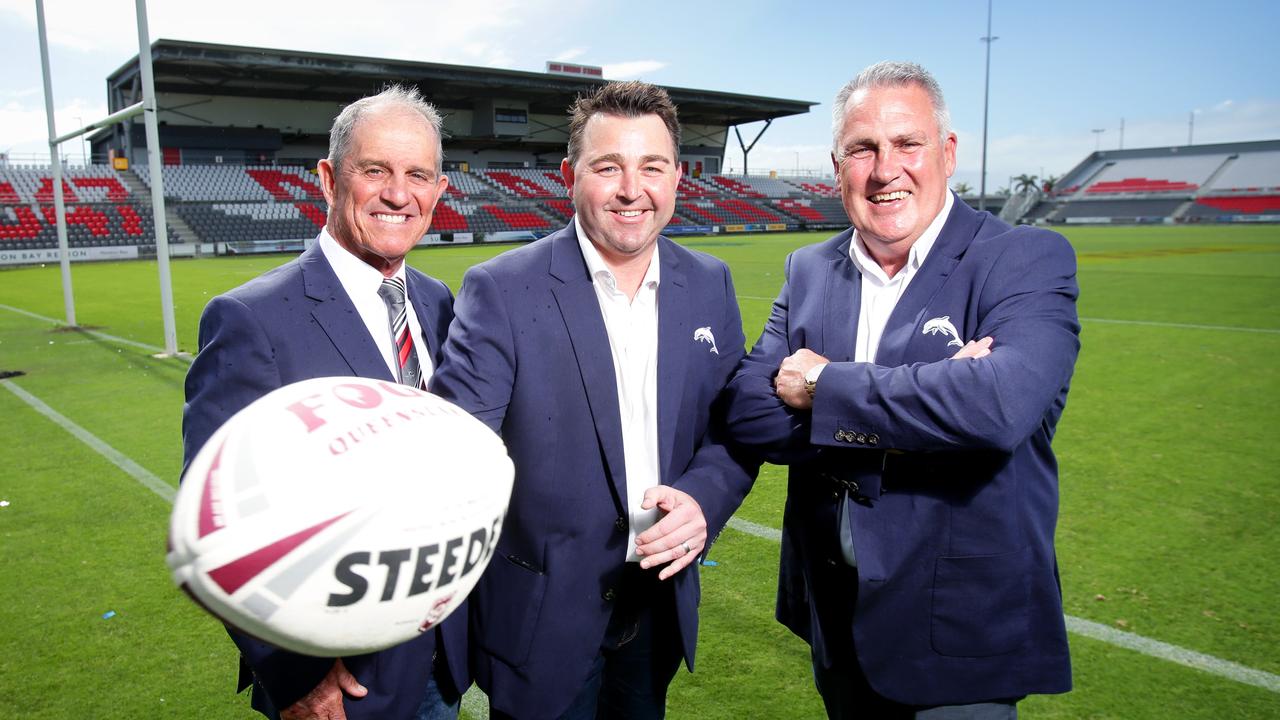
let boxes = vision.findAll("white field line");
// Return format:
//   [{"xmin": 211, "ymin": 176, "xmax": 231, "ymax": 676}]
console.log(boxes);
[
  {"xmin": 2, "ymin": 374, "xmax": 499, "ymax": 715},
  {"xmin": 724, "ymin": 518, "xmax": 1280, "ymax": 694},
  {"xmin": 1078, "ymin": 317, "xmax": 1280, "ymax": 335},
  {"xmin": 2, "ymin": 379, "xmax": 175, "ymax": 503},
  {"xmin": 5, "ymin": 298, "xmax": 1276, "ymax": 697},
  {"xmin": 734, "ymin": 296, "xmax": 1280, "ymax": 335},
  {"xmin": 0, "ymin": 303, "xmax": 174, "ymax": 353}
]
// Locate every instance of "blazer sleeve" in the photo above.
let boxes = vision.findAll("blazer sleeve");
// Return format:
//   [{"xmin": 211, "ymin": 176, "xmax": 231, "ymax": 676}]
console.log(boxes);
[
  {"xmin": 669, "ymin": 264, "xmax": 760, "ymax": 544},
  {"xmin": 724, "ymin": 251, "xmax": 824, "ymax": 464},
  {"xmin": 180, "ymin": 294, "xmax": 334, "ymax": 710},
  {"xmin": 810, "ymin": 230, "xmax": 1080, "ymax": 453},
  {"xmin": 429, "ymin": 264, "xmax": 517, "ymax": 433}
]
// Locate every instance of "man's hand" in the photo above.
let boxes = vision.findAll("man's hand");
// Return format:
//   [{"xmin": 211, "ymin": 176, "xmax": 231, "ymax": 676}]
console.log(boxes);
[
  {"xmin": 951, "ymin": 336, "xmax": 994, "ymax": 360},
  {"xmin": 279, "ymin": 658, "xmax": 367, "ymax": 720},
  {"xmin": 635, "ymin": 487, "xmax": 708, "ymax": 580},
  {"xmin": 774, "ymin": 348, "xmax": 829, "ymax": 410}
]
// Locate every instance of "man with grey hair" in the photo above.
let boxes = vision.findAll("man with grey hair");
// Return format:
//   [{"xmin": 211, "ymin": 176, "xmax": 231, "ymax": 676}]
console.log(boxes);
[
  {"xmin": 183, "ymin": 84, "xmax": 467, "ymax": 720},
  {"xmin": 726, "ymin": 60, "xmax": 1078, "ymax": 717}
]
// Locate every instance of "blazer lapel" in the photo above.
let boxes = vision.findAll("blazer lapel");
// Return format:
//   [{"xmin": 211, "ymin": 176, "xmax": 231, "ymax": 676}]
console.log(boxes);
[
  {"xmin": 822, "ymin": 230, "xmax": 860, "ymax": 361},
  {"xmin": 404, "ymin": 272, "xmax": 443, "ymax": 367},
  {"xmin": 299, "ymin": 243, "xmax": 395, "ymax": 382},
  {"xmin": 655, "ymin": 238, "xmax": 688, "ymax": 486},
  {"xmin": 875, "ymin": 198, "xmax": 974, "ymax": 367},
  {"xmin": 547, "ymin": 224, "xmax": 628, "ymax": 510}
]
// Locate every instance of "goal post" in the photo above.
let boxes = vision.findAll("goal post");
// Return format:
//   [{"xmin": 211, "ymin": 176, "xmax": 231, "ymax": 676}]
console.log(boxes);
[{"xmin": 35, "ymin": 0, "xmax": 179, "ymax": 356}]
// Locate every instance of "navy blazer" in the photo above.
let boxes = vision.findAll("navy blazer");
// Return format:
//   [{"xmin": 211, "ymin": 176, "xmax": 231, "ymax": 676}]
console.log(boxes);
[
  {"xmin": 725, "ymin": 198, "xmax": 1078, "ymax": 705},
  {"xmin": 181, "ymin": 241, "xmax": 467, "ymax": 719},
  {"xmin": 431, "ymin": 222, "xmax": 757, "ymax": 719}
]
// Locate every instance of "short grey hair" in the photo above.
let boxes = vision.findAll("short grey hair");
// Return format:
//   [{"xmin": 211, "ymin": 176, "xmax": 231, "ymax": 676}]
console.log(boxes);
[
  {"xmin": 831, "ymin": 61, "xmax": 951, "ymax": 158},
  {"xmin": 328, "ymin": 84, "xmax": 445, "ymax": 174}
]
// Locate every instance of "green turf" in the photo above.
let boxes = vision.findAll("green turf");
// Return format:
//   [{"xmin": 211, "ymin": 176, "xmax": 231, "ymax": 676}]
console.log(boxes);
[{"xmin": 1, "ymin": 224, "xmax": 1277, "ymax": 717}]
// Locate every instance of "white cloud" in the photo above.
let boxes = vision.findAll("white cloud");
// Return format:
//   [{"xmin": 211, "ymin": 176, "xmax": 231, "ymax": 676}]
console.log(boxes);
[
  {"xmin": 0, "ymin": 96, "xmax": 106, "ymax": 160},
  {"xmin": 553, "ymin": 48, "xmax": 588, "ymax": 62},
  {"xmin": 0, "ymin": 0, "xmax": 559, "ymax": 67},
  {"xmin": 603, "ymin": 60, "xmax": 667, "ymax": 80}
]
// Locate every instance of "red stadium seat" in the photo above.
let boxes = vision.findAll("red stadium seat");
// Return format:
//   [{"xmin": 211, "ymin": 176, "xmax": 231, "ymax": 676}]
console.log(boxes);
[{"xmin": 246, "ymin": 169, "xmax": 325, "ymax": 201}]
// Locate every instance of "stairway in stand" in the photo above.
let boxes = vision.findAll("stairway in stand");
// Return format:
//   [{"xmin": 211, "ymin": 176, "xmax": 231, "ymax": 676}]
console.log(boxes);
[{"xmin": 120, "ymin": 168, "xmax": 201, "ymax": 245}]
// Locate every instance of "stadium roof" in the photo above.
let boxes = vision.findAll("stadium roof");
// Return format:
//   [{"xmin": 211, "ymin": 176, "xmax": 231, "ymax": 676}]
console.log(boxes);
[{"xmin": 106, "ymin": 39, "xmax": 815, "ymax": 129}]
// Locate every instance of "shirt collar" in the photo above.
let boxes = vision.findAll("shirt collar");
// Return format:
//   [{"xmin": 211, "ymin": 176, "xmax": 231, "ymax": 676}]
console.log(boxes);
[
  {"xmin": 574, "ymin": 216, "xmax": 661, "ymax": 293},
  {"xmin": 319, "ymin": 226, "xmax": 407, "ymax": 292},
  {"xmin": 850, "ymin": 190, "xmax": 954, "ymax": 283}
]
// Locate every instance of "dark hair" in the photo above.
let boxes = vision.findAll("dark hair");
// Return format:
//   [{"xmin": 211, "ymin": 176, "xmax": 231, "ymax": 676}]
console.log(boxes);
[{"xmin": 566, "ymin": 80, "xmax": 681, "ymax": 165}]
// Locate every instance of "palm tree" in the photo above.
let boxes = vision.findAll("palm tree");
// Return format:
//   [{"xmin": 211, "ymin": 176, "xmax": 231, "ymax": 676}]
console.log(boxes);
[
  {"xmin": 1042, "ymin": 174, "xmax": 1061, "ymax": 192},
  {"xmin": 1013, "ymin": 174, "xmax": 1039, "ymax": 194},
  {"xmin": 952, "ymin": 181, "xmax": 973, "ymax": 196}
]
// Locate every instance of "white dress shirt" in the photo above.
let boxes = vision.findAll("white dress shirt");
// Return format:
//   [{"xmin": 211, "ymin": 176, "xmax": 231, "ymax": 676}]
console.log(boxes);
[
  {"xmin": 318, "ymin": 227, "xmax": 434, "ymax": 382},
  {"xmin": 848, "ymin": 190, "xmax": 954, "ymax": 363},
  {"xmin": 575, "ymin": 220, "xmax": 662, "ymax": 562},
  {"xmin": 831, "ymin": 191, "xmax": 955, "ymax": 566}
]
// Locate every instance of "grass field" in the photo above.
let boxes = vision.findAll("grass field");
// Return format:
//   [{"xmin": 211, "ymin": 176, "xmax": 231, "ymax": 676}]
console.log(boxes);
[{"xmin": 1, "ymin": 223, "xmax": 1277, "ymax": 718}]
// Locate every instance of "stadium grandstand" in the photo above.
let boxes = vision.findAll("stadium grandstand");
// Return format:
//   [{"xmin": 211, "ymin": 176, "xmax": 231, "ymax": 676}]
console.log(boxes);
[
  {"xmin": 1019, "ymin": 140, "xmax": 1280, "ymax": 225},
  {"xmin": 4, "ymin": 39, "xmax": 1275, "ymax": 266}
]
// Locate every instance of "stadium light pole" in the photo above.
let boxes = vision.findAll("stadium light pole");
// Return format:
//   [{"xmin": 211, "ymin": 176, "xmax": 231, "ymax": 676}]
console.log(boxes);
[
  {"xmin": 1092, "ymin": 128, "xmax": 1105, "ymax": 152},
  {"xmin": 978, "ymin": 0, "xmax": 998, "ymax": 212}
]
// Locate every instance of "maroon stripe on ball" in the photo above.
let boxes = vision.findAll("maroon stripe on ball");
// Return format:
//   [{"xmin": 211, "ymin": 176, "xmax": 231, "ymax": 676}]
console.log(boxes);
[
  {"xmin": 197, "ymin": 440, "xmax": 227, "ymax": 539},
  {"xmin": 207, "ymin": 511, "xmax": 352, "ymax": 595}
]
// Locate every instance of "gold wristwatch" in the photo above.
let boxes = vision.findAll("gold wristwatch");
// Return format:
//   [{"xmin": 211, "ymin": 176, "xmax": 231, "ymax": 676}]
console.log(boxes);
[{"xmin": 804, "ymin": 364, "xmax": 825, "ymax": 398}]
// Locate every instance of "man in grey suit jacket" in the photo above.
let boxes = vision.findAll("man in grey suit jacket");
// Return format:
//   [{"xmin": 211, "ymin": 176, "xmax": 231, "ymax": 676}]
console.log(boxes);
[{"xmin": 182, "ymin": 85, "xmax": 467, "ymax": 720}]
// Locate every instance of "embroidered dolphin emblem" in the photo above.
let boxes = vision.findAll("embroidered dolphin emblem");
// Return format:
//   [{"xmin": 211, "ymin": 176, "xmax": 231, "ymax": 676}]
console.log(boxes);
[
  {"xmin": 694, "ymin": 326, "xmax": 719, "ymax": 354},
  {"xmin": 922, "ymin": 316, "xmax": 964, "ymax": 348}
]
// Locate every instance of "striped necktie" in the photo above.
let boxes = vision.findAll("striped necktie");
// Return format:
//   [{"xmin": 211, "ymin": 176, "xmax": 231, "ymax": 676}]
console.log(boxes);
[{"xmin": 376, "ymin": 276, "xmax": 423, "ymax": 389}]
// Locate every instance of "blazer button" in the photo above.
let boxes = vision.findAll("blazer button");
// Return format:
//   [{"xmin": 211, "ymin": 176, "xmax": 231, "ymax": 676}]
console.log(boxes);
[
  {"xmin": 615, "ymin": 517, "xmax": 627, "ymax": 532},
  {"xmin": 602, "ymin": 588, "xmax": 616, "ymax": 602},
  {"xmin": 848, "ymin": 480, "xmax": 860, "ymax": 493},
  {"xmin": 854, "ymin": 432, "xmax": 867, "ymax": 444},
  {"xmin": 834, "ymin": 430, "xmax": 845, "ymax": 442},
  {"xmin": 867, "ymin": 433, "xmax": 879, "ymax": 446}
]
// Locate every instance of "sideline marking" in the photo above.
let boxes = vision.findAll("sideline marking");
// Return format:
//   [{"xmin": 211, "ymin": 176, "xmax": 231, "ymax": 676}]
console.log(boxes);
[
  {"xmin": 725, "ymin": 518, "xmax": 1280, "ymax": 694},
  {"xmin": 0, "ymin": 302, "xmax": 174, "ymax": 353},
  {"xmin": 1079, "ymin": 316, "xmax": 1280, "ymax": 335},
  {"xmin": 3, "ymin": 375, "xmax": 497, "ymax": 714},
  {"xmin": 6, "ymin": 297, "xmax": 1275, "ymax": 698},
  {"xmin": 2, "ymin": 379, "xmax": 175, "ymax": 503},
  {"xmin": 731, "ymin": 298, "xmax": 1280, "ymax": 335}
]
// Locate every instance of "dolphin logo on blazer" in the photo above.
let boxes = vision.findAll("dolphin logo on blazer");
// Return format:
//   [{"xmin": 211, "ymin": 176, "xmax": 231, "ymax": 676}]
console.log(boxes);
[
  {"xmin": 694, "ymin": 326, "xmax": 719, "ymax": 354},
  {"xmin": 922, "ymin": 316, "xmax": 964, "ymax": 348}
]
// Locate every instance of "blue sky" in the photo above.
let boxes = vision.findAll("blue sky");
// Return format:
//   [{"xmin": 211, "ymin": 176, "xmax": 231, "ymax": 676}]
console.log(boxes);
[{"xmin": 1, "ymin": 0, "xmax": 1276, "ymax": 190}]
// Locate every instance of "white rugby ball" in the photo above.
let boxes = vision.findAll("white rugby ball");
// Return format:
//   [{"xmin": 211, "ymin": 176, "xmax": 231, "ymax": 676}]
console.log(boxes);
[{"xmin": 168, "ymin": 376, "xmax": 513, "ymax": 657}]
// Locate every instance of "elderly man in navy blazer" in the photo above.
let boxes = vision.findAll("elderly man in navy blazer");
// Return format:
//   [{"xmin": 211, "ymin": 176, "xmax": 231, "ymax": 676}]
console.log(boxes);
[
  {"xmin": 725, "ymin": 61, "xmax": 1079, "ymax": 718},
  {"xmin": 432, "ymin": 81, "xmax": 756, "ymax": 720},
  {"xmin": 182, "ymin": 86, "xmax": 467, "ymax": 720}
]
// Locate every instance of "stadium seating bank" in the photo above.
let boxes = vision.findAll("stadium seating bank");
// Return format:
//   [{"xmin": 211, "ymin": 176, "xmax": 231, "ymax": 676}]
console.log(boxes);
[
  {"xmin": 4, "ymin": 139, "xmax": 1276, "ymax": 265},
  {"xmin": 1023, "ymin": 139, "xmax": 1280, "ymax": 226},
  {"xmin": 0, "ymin": 162, "xmax": 856, "ymax": 264}
]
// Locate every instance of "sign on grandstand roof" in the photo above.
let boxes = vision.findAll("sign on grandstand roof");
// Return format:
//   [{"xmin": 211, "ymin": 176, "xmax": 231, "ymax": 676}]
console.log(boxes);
[{"xmin": 546, "ymin": 61, "xmax": 603, "ymax": 78}]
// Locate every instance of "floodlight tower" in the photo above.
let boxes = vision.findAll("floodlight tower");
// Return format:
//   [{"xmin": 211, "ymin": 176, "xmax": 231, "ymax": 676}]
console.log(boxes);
[{"xmin": 978, "ymin": 0, "xmax": 998, "ymax": 212}]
